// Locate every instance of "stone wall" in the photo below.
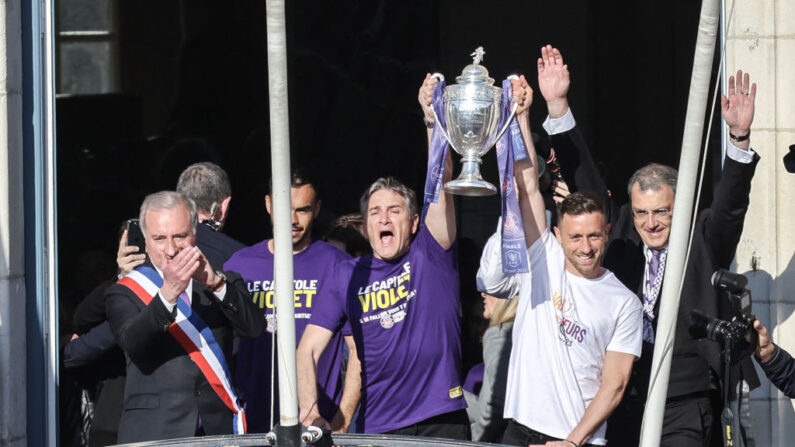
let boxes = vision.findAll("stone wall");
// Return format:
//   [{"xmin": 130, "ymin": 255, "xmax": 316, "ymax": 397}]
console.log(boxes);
[{"xmin": 728, "ymin": 0, "xmax": 795, "ymax": 445}]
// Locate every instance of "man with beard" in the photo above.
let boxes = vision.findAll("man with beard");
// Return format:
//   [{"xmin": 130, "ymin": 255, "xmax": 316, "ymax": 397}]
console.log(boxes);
[
  {"xmin": 224, "ymin": 168, "xmax": 361, "ymax": 433},
  {"xmin": 477, "ymin": 75, "xmax": 642, "ymax": 447}
]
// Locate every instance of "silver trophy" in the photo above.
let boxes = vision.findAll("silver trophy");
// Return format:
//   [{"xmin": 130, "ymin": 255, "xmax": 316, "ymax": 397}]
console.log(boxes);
[{"xmin": 431, "ymin": 47, "xmax": 518, "ymax": 196}]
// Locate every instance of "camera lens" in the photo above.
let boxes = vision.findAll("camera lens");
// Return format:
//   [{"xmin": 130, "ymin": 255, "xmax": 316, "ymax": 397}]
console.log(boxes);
[{"xmin": 690, "ymin": 309, "xmax": 731, "ymax": 342}]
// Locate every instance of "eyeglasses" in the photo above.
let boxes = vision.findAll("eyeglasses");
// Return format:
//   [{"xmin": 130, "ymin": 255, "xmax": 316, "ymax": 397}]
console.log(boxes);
[{"xmin": 631, "ymin": 208, "xmax": 672, "ymax": 221}]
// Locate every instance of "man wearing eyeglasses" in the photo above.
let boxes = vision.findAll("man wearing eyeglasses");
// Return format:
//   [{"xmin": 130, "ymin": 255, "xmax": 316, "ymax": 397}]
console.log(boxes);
[{"xmin": 536, "ymin": 44, "xmax": 760, "ymax": 447}]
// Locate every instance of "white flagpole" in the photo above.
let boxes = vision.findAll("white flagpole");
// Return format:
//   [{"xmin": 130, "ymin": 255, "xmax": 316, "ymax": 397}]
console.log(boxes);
[
  {"xmin": 265, "ymin": 0, "xmax": 300, "ymax": 443},
  {"xmin": 639, "ymin": 0, "xmax": 721, "ymax": 445}
]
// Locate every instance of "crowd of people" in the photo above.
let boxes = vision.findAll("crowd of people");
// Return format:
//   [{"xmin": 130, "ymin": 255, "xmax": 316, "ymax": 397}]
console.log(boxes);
[{"xmin": 61, "ymin": 45, "xmax": 791, "ymax": 447}]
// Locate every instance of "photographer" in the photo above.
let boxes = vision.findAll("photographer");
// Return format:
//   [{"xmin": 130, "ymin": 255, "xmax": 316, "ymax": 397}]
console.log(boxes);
[{"xmin": 754, "ymin": 319, "xmax": 795, "ymax": 398}]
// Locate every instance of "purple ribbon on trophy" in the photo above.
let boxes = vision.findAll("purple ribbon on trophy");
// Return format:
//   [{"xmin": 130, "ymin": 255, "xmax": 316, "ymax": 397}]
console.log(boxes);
[
  {"xmin": 495, "ymin": 79, "xmax": 529, "ymax": 274},
  {"xmin": 421, "ymin": 79, "xmax": 450, "ymax": 222}
]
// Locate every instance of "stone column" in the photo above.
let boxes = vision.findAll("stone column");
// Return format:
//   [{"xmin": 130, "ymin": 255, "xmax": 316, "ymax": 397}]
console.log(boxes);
[
  {"xmin": 0, "ymin": 0, "xmax": 27, "ymax": 446},
  {"xmin": 729, "ymin": 0, "xmax": 795, "ymax": 445}
]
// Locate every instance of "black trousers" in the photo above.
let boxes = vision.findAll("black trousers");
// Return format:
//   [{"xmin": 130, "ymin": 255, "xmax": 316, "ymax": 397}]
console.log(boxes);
[
  {"xmin": 501, "ymin": 420, "xmax": 598, "ymax": 447},
  {"xmin": 606, "ymin": 391, "xmax": 719, "ymax": 447},
  {"xmin": 386, "ymin": 409, "xmax": 470, "ymax": 440}
]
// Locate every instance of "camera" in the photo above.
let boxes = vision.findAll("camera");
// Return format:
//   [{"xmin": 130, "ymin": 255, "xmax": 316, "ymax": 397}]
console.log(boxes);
[{"xmin": 689, "ymin": 269, "xmax": 758, "ymax": 363}]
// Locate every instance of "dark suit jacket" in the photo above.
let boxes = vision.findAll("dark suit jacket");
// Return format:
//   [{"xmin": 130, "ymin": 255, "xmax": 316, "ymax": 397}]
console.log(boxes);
[
  {"xmin": 550, "ymin": 124, "xmax": 760, "ymax": 400},
  {"xmin": 197, "ymin": 222, "xmax": 246, "ymax": 271},
  {"xmin": 105, "ymin": 267, "xmax": 265, "ymax": 443}
]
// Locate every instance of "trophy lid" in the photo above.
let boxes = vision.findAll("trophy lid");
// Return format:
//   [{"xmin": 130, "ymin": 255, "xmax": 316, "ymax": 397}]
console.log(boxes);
[{"xmin": 455, "ymin": 47, "xmax": 494, "ymax": 85}]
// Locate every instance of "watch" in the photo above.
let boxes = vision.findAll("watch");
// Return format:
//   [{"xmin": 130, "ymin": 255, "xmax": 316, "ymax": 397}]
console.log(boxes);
[
  {"xmin": 209, "ymin": 270, "xmax": 227, "ymax": 292},
  {"xmin": 729, "ymin": 130, "xmax": 750, "ymax": 142}
]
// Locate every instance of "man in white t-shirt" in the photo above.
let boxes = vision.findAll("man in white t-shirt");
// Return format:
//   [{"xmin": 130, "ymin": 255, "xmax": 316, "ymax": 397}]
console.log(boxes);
[{"xmin": 477, "ymin": 75, "xmax": 642, "ymax": 447}]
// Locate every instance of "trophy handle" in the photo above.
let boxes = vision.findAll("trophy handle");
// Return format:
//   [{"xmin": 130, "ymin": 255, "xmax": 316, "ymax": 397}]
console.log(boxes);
[
  {"xmin": 491, "ymin": 102, "xmax": 519, "ymax": 145},
  {"xmin": 430, "ymin": 107, "xmax": 462, "ymax": 154},
  {"xmin": 427, "ymin": 73, "xmax": 462, "ymax": 153},
  {"xmin": 490, "ymin": 74, "xmax": 520, "ymax": 145}
]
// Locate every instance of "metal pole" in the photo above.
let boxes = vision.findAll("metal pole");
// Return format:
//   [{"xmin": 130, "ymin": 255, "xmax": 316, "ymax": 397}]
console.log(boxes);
[
  {"xmin": 639, "ymin": 0, "xmax": 721, "ymax": 445},
  {"xmin": 265, "ymin": 0, "xmax": 300, "ymax": 445},
  {"xmin": 719, "ymin": 0, "xmax": 728, "ymax": 164},
  {"xmin": 43, "ymin": 0, "xmax": 59, "ymax": 444}
]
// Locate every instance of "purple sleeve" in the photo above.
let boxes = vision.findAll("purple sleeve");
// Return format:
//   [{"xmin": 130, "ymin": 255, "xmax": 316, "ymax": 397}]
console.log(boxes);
[{"xmin": 308, "ymin": 265, "xmax": 348, "ymax": 334}]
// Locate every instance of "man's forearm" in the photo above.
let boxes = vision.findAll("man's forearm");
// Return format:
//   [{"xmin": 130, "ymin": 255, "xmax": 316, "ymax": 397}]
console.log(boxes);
[
  {"xmin": 425, "ymin": 148, "xmax": 456, "ymax": 248},
  {"xmin": 566, "ymin": 379, "xmax": 626, "ymax": 446},
  {"xmin": 514, "ymin": 113, "xmax": 546, "ymax": 245},
  {"xmin": 297, "ymin": 350, "xmax": 323, "ymax": 424},
  {"xmin": 332, "ymin": 340, "xmax": 362, "ymax": 432}
]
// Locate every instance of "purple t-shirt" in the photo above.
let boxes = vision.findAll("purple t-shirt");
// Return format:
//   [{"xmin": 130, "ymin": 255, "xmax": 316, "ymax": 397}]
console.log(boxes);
[
  {"xmin": 224, "ymin": 239, "xmax": 351, "ymax": 433},
  {"xmin": 310, "ymin": 226, "xmax": 465, "ymax": 433}
]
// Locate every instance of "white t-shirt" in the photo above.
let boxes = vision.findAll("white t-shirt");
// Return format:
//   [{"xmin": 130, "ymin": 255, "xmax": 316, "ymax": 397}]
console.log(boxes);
[{"xmin": 477, "ymin": 230, "xmax": 642, "ymax": 445}]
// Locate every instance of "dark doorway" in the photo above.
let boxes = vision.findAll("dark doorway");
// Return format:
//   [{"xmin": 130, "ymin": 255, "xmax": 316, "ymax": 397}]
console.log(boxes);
[{"xmin": 55, "ymin": 1, "xmax": 724, "ymax": 444}]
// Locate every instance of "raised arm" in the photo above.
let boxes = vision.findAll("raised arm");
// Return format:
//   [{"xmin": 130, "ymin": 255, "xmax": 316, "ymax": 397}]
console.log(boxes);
[
  {"xmin": 511, "ymin": 75, "xmax": 546, "ymax": 246},
  {"xmin": 418, "ymin": 73, "xmax": 456, "ymax": 248},
  {"xmin": 537, "ymin": 45, "xmax": 615, "ymax": 223},
  {"xmin": 706, "ymin": 70, "xmax": 759, "ymax": 267}
]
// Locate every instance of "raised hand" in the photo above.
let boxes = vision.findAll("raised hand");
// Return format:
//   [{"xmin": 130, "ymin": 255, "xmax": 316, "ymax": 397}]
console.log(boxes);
[
  {"xmin": 160, "ymin": 245, "xmax": 201, "ymax": 304},
  {"xmin": 117, "ymin": 229, "xmax": 146, "ymax": 276},
  {"xmin": 192, "ymin": 247, "xmax": 221, "ymax": 289},
  {"xmin": 721, "ymin": 69, "xmax": 756, "ymax": 143},
  {"xmin": 510, "ymin": 74, "xmax": 534, "ymax": 117},
  {"xmin": 418, "ymin": 73, "xmax": 439, "ymax": 124},
  {"xmin": 537, "ymin": 45, "xmax": 570, "ymax": 118}
]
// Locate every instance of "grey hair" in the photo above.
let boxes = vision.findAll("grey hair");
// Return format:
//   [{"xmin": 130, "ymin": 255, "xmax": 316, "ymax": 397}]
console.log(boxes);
[
  {"xmin": 360, "ymin": 177, "xmax": 418, "ymax": 218},
  {"xmin": 139, "ymin": 191, "xmax": 198, "ymax": 236},
  {"xmin": 627, "ymin": 163, "xmax": 678, "ymax": 198},
  {"xmin": 176, "ymin": 162, "xmax": 232, "ymax": 216}
]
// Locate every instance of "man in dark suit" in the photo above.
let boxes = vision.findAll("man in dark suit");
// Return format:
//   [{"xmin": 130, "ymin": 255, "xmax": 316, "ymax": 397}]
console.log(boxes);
[
  {"xmin": 105, "ymin": 191, "xmax": 265, "ymax": 443},
  {"xmin": 176, "ymin": 162, "xmax": 246, "ymax": 269},
  {"xmin": 535, "ymin": 45, "xmax": 760, "ymax": 446}
]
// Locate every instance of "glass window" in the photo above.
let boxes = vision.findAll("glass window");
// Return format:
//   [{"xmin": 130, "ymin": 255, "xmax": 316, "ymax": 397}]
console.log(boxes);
[{"xmin": 56, "ymin": 0, "xmax": 117, "ymax": 94}]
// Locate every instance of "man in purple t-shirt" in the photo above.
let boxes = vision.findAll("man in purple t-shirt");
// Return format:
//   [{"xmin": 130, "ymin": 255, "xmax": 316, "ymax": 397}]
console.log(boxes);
[
  {"xmin": 296, "ymin": 75, "xmax": 485, "ymax": 439},
  {"xmin": 225, "ymin": 168, "xmax": 361, "ymax": 434}
]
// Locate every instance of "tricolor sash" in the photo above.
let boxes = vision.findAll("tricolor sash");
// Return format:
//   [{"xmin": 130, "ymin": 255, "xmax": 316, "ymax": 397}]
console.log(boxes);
[{"xmin": 118, "ymin": 265, "xmax": 247, "ymax": 434}]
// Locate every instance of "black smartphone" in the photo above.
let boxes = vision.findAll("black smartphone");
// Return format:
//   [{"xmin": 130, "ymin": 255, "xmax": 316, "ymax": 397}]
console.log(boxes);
[{"xmin": 125, "ymin": 218, "xmax": 146, "ymax": 255}]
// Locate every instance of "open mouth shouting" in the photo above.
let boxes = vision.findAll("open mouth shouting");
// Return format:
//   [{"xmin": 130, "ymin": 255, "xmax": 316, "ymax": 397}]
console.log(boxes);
[{"xmin": 379, "ymin": 230, "xmax": 395, "ymax": 247}]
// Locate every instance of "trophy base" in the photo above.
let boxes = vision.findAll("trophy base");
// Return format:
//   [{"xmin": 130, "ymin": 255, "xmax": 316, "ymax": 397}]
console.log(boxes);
[{"xmin": 444, "ymin": 179, "xmax": 497, "ymax": 196}]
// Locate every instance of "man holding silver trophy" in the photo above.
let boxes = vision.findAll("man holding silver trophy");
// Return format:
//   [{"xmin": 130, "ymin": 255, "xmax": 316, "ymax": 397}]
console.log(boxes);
[{"xmin": 296, "ymin": 49, "xmax": 531, "ymax": 439}]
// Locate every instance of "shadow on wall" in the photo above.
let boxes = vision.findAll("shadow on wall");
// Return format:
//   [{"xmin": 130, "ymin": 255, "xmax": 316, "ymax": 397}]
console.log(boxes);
[{"xmin": 742, "ymin": 251, "xmax": 795, "ymax": 446}]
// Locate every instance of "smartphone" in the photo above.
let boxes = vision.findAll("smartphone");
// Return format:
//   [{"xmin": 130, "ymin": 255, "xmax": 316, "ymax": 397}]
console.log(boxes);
[{"xmin": 125, "ymin": 218, "xmax": 146, "ymax": 255}]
